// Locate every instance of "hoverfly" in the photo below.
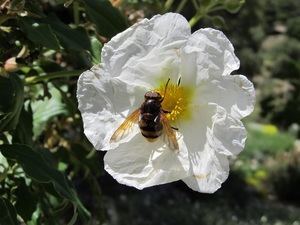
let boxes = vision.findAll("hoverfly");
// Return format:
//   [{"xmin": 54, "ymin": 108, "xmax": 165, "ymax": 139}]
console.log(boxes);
[{"xmin": 110, "ymin": 79, "xmax": 179, "ymax": 150}]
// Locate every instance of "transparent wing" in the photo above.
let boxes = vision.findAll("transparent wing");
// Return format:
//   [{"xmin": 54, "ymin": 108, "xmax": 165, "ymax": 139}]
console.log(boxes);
[
  {"xmin": 110, "ymin": 109, "xmax": 140, "ymax": 142},
  {"xmin": 161, "ymin": 113, "xmax": 179, "ymax": 151}
]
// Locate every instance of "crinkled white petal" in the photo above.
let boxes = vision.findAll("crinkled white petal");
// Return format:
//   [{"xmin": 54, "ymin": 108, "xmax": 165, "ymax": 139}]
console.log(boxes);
[
  {"xmin": 179, "ymin": 104, "xmax": 243, "ymax": 193},
  {"xmin": 182, "ymin": 152, "xmax": 229, "ymax": 193},
  {"xmin": 210, "ymin": 108, "xmax": 247, "ymax": 156},
  {"xmin": 151, "ymin": 132, "xmax": 189, "ymax": 172},
  {"xmin": 197, "ymin": 74, "xmax": 255, "ymax": 119},
  {"xmin": 104, "ymin": 133, "xmax": 189, "ymax": 189},
  {"xmin": 180, "ymin": 28, "xmax": 240, "ymax": 86},
  {"xmin": 77, "ymin": 66, "xmax": 146, "ymax": 150},
  {"xmin": 101, "ymin": 13, "xmax": 191, "ymax": 88}
]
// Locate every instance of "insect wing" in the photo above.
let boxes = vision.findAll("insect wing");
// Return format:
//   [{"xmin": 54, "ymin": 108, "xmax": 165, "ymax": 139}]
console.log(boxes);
[
  {"xmin": 110, "ymin": 109, "xmax": 140, "ymax": 142},
  {"xmin": 161, "ymin": 113, "xmax": 179, "ymax": 150}
]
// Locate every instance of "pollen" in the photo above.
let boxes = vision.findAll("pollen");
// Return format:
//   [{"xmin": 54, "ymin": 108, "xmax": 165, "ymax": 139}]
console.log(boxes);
[{"xmin": 156, "ymin": 80, "xmax": 194, "ymax": 123}]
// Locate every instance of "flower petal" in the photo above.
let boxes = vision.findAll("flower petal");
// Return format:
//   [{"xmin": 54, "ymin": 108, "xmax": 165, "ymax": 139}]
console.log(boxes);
[
  {"xmin": 179, "ymin": 104, "xmax": 216, "ymax": 153},
  {"xmin": 77, "ymin": 67, "xmax": 145, "ymax": 150},
  {"xmin": 197, "ymin": 74, "xmax": 255, "ymax": 119},
  {"xmin": 182, "ymin": 152, "xmax": 229, "ymax": 193},
  {"xmin": 101, "ymin": 13, "xmax": 191, "ymax": 88},
  {"xmin": 179, "ymin": 104, "xmax": 243, "ymax": 192},
  {"xmin": 104, "ymin": 133, "xmax": 189, "ymax": 189},
  {"xmin": 151, "ymin": 133, "xmax": 190, "ymax": 172},
  {"xmin": 180, "ymin": 28, "xmax": 240, "ymax": 86},
  {"xmin": 210, "ymin": 110, "xmax": 247, "ymax": 156}
]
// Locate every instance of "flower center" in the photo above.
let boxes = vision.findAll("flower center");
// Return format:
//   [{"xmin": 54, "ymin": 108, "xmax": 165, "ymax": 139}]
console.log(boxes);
[{"xmin": 156, "ymin": 81, "xmax": 194, "ymax": 123}]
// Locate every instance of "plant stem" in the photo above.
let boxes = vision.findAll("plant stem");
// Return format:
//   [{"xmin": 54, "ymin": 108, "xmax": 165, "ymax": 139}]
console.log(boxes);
[
  {"xmin": 88, "ymin": 175, "xmax": 106, "ymax": 223},
  {"xmin": 189, "ymin": 13, "xmax": 203, "ymax": 28},
  {"xmin": 73, "ymin": 1, "xmax": 80, "ymax": 26},
  {"xmin": 189, "ymin": 0, "xmax": 222, "ymax": 28},
  {"xmin": 209, "ymin": 5, "xmax": 225, "ymax": 13},
  {"xmin": 191, "ymin": 0, "xmax": 199, "ymax": 9},
  {"xmin": 164, "ymin": 0, "xmax": 174, "ymax": 12},
  {"xmin": 175, "ymin": 0, "xmax": 188, "ymax": 13},
  {"xmin": 25, "ymin": 70, "xmax": 85, "ymax": 85}
]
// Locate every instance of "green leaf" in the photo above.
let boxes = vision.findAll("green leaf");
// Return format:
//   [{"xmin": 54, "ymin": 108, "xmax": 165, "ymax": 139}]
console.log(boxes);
[
  {"xmin": 83, "ymin": 0, "xmax": 127, "ymax": 38},
  {"xmin": 224, "ymin": 0, "xmax": 245, "ymax": 13},
  {"xmin": 0, "ymin": 144, "xmax": 91, "ymax": 220},
  {"xmin": 0, "ymin": 144, "xmax": 57, "ymax": 182},
  {"xmin": 0, "ymin": 152, "xmax": 9, "ymax": 182},
  {"xmin": 20, "ymin": 14, "xmax": 91, "ymax": 51},
  {"xmin": 23, "ymin": 0, "xmax": 45, "ymax": 17},
  {"xmin": 0, "ymin": 75, "xmax": 24, "ymax": 132},
  {"xmin": 42, "ymin": 14, "xmax": 91, "ymax": 52},
  {"xmin": 20, "ymin": 17, "xmax": 60, "ymax": 50},
  {"xmin": 90, "ymin": 36, "xmax": 102, "ymax": 65},
  {"xmin": 12, "ymin": 103, "xmax": 33, "ymax": 145},
  {"xmin": 0, "ymin": 76, "xmax": 13, "ymax": 112},
  {"xmin": 31, "ymin": 85, "xmax": 68, "ymax": 138},
  {"xmin": 26, "ymin": 206, "xmax": 41, "ymax": 225},
  {"xmin": 0, "ymin": 197, "xmax": 18, "ymax": 225},
  {"xmin": 15, "ymin": 179, "xmax": 38, "ymax": 222}
]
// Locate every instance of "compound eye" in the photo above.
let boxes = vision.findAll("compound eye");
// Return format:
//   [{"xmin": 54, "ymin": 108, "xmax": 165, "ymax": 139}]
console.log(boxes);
[
  {"xmin": 144, "ymin": 91, "xmax": 151, "ymax": 99},
  {"xmin": 154, "ymin": 92, "xmax": 162, "ymax": 99}
]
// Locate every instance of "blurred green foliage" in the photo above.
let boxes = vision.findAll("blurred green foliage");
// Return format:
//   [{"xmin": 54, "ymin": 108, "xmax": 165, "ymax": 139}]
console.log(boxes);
[
  {"xmin": 0, "ymin": 0, "xmax": 300, "ymax": 224},
  {"xmin": 270, "ymin": 148, "xmax": 300, "ymax": 203},
  {"xmin": 0, "ymin": 0, "xmax": 127, "ymax": 223},
  {"xmin": 244, "ymin": 123, "xmax": 295, "ymax": 158}
]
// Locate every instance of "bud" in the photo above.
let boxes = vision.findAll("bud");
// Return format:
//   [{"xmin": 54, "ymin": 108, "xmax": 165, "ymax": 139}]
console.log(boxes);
[
  {"xmin": 224, "ymin": 0, "xmax": 245, "ymax": 14},
  {"xmin": 110, "ymin": 0, "xmax": 122, "ymax": 7},
  {"xmin": 4, "ymin": 57, "xmax": 19, "ymax": 72}
]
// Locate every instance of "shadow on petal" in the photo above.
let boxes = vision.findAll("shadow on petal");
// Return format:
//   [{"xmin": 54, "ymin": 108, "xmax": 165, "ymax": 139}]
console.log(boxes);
[{"xmin": 104, "ymin": 133, "xmax": 187, "ymax": 189}]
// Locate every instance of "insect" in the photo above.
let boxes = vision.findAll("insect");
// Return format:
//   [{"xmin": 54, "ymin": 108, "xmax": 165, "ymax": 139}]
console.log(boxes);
[{"xmin": 110, "ymin": 79, "xmax": 179, "ymax": 150}]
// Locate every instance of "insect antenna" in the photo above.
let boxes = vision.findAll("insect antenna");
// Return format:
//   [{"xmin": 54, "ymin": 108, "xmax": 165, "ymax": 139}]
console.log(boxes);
[
  {"xmin": 177, "ymin": 76, "xmax": 181, "ymax": 86},
  {"xmin": 160, "ymin": 78, "xmax": 170, "ymax": 102}
]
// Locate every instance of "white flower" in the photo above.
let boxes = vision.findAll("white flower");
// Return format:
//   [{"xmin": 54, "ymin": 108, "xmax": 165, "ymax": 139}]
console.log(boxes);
[{"xmin": 77, "ymin": 13, "xmax": 255, "ymax": 193}]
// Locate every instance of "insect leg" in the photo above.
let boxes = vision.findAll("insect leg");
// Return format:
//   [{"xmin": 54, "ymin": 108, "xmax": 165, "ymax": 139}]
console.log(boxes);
[{"xmin": 162, "ymin": 109, "xmax": 171, "ymax": 114}]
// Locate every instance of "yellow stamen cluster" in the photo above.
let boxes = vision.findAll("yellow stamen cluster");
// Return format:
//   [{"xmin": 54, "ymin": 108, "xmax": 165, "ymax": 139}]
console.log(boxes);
[{"xmin": 157, "ymin": 81, "xmax": 193, "ymax": 123}]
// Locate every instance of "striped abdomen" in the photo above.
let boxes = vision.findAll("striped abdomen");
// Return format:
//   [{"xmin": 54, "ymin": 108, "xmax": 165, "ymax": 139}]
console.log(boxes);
[
  {"xmin": 138, "ymin": 113, "xmax": 163, "ymax": 141},
  {"xmin": 138, "ymin": 98, "xmax": 163, "ymax": 141}
]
